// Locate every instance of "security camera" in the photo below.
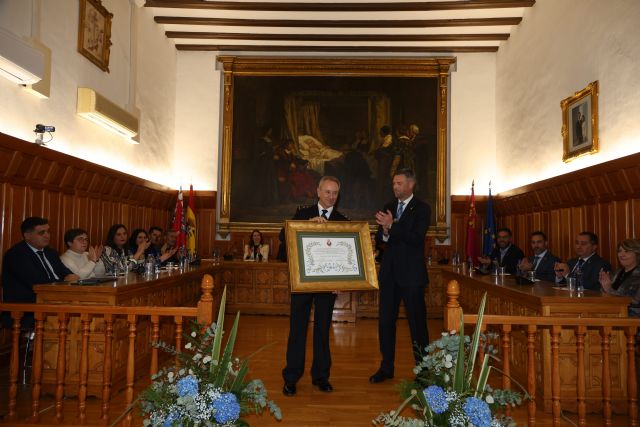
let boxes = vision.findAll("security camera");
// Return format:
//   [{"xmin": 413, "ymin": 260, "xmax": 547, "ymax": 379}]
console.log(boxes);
[{"xmin": 34, "ymin": 124, "xmax": 55, "ymax": 133}]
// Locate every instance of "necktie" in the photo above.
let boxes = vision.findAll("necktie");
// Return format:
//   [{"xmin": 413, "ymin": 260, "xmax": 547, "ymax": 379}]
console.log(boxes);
[
  {"xmin": 576, "ymin": 258, "xmax": 586, "ymax": 269},
  {"xmin": 36, "ymin": 250, "xmax": 57, "ymax": 280},
  {"xmin": 532, "ymin": 256, "xmax": 541, "ymax": 270},
  {"xmin": 396, "ymin": 201, "xmax": 405, "ymax": 219},
  {"xmin": 321, "ymin": 209, "xmax": 329, "ymax": 219}
]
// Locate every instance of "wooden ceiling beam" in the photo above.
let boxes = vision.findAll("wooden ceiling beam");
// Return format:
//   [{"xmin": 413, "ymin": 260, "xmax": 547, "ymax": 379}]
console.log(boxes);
[
  {"xmin": 145, "ymin": 0, "xmax": 535, "ymax": 13},
  {"xmin": 154, "ymin": 16, "xmax": 523, "ymax": 28},
  {"xmin": 174, "ymin": 44, "xmax": 499, "ymax": 53},
  {"xmin": 166, "ymin": 32, "xmax": 509, "ymax": 41}
]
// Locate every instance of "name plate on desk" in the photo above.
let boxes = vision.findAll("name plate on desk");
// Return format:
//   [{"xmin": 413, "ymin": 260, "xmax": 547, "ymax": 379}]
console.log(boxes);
[{"xmin": 285, "ymin": 220, "xmax": 378, "ymax": 293}]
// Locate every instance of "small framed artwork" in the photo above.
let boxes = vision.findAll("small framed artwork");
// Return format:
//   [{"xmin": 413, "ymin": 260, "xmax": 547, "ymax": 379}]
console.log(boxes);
[
  {"xmin": 561, "ymin": 81, "xmax": 599, "ymax": 162},
  {"xmin": 285, "ymin": 220, "xmax": 378, "ymax": 293},
  {"xmin": 77, "ymin": 0, "xmax": 113, "ymax": 72}
]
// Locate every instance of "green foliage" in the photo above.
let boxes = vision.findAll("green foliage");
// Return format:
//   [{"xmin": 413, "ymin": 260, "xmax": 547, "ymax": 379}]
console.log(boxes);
[
  {"xmin": 374, "ymin": 293, "xmax": 526, "ymax": 427},
  {"xmin": 138, "ymin": 286, "xmax": 282, "ymax": 426}
]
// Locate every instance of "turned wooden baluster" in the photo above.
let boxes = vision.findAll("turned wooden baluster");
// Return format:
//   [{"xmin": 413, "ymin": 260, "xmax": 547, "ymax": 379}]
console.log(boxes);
[
  {"xmin": 30, "ymin": 312, "xmax": 45, "ymax": 422},
  {"xmin": 575, "ymin": 326, "xmax": 587, "ymax": 426},
  {"xmin": 7, "ymin": 312, "xmax": 23, "ymax": 420},
  {"xmin": 551, "ymin": 325, "xmax": 561, "ymax": 427},
  {"xmin": 526, "ymin": 324, "xmax": 537, "ymax": 427},
  {"xmin": 444, "ymin": 280, "xmax": 462, "ymax": 333},
  {"xmin": 175, "ymin": 315, "xmax": 184, "ymax": 367},
  {"xmin": 601, "ymin": 326, "xmax": 612, "ymax": 426},
  {"xmin": 625, "ymin": 326, "xmax": 638, "ymax": 427},
  {"xmin": 101, "ymin": 314, "xmax": 114, "ymax": 422},
  {"xmin": 501, "ymin": 324, "xmax": 512, "ymax": 417},
  {"xmin": 55, "ymin": 313, "xmax": 69, "ymax": 423},
  {"xmin": 77, "ymin": 313, "xmax": 91, "ymax": 423},
  {"xmin": 124, "ymin": 314, "xmax": 137, "ymax": 427},
  {"xmin": 197, "ymin": 274, "xmax": 215, "ymax": 325},
  {"xmin": 150, "ymin": 314, "xmax": 160, "ymax": 377}
]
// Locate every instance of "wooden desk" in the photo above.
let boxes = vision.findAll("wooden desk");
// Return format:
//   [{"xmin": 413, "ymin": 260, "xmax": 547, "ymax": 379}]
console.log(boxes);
[
  {"xmin": 33, "ymin": 264, "xmax": 218, "ymax": 396},
  {"xmin": 442, "ymin": 269, "xmax": 631, "ymax": 413},
  {"xmin": 215, "ymin": 260, "xmax": 446, "ymax": 321}
]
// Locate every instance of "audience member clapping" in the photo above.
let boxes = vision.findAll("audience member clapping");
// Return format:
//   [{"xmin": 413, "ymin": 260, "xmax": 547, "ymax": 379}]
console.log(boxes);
[
  {"xmin": 599, "ymin": 239, "xmax": 640, "ymax": 317},
  {"xmin": 244, "ymin": 230, "xmax": 269, "ymax": 262},
  {"xmin": 60, "ymin": 228, "xmax": 105, "ymax": 279}
]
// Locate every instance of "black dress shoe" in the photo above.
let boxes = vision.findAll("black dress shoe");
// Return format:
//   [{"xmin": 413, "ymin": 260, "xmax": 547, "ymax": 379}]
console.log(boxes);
[
  {"xmin": 369, "ymin": 369, "xmax": 394, "ymax": 384},
  {"xmin": 312, "ymin": 379, "xmax": 333, "ymax": 392},
  {"xmin": 282, "ymin": 382, "xmax": 297, "ymax": 396}
]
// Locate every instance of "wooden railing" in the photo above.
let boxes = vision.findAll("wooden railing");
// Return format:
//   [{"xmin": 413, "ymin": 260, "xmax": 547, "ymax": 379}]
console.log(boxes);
[
  {"xmin": 444, "ymin": 279, "xmax": 639, "ymax": 427},
  {"xmin": 0, "ymin": 274, "xmax": 216, "ymax": 426}
]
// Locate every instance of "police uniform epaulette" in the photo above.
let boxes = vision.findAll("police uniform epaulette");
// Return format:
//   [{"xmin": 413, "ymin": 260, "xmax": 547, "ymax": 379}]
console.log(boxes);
[{"xmin": 342, "ymin": 213, "xmax": 351, "ymax": 220}]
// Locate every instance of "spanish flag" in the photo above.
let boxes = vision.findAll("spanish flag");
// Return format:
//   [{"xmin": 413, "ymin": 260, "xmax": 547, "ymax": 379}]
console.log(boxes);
[{"xmin": 186, "ymin": 184, "xmax": 197, "ymax": 257}]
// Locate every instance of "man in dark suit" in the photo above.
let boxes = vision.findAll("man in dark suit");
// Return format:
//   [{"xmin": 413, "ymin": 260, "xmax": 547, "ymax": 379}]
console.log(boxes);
[
  {"xmin": 518, "ymin": 231, "xmax": 561, "ymax": 283},
  {"xmin": 280, "ymin": 176, "xmax": 349, "ymax": 396},
  {"xmin": 555, "ymin": 231, "xmax": 611, "ymax": 291},
  {"xmin": 478, "ymin": 227, "xmax": 524, "ymax": 274},
  {"xmin": 369, "ymin": 169, "xmax": 430, "ymax": 384},
  {"xmin": 2, "ymin": 217, "xmax": 78, "ymax": 327}
]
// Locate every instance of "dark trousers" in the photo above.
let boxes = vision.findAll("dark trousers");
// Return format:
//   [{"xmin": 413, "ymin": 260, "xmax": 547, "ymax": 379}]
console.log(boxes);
[
  {"xmin": 282, "ymin": 292, "xmax": 336, "ymax": 384},
  {"xmin": 378, "ymin": 281, "xmax": 428, "ymax": 375}
]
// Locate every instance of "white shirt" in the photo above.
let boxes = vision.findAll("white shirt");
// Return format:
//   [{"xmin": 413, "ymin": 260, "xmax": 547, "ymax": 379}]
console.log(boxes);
[
  {"xmin": 61, "ymin": 250, "xmax": 105, "ymax": 279},
  {"xmin": 317, "ymin": 203, "xmax": 334, "ymax": 219},
  {"xmin": 27, "ymin": 242, "xmax": 60, "ymax": 280}
]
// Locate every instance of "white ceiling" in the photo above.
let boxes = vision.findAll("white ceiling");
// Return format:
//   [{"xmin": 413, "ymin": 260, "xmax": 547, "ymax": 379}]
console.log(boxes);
[{"xmin": 145, "ymin": 0, "xmax": 535, "ymax": 53}]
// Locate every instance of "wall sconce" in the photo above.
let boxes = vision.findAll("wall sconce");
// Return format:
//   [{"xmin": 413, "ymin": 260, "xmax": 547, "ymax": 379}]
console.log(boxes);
[{"xmin": 76, "ymin": 87, "xmax": 139, "ymax": 140}]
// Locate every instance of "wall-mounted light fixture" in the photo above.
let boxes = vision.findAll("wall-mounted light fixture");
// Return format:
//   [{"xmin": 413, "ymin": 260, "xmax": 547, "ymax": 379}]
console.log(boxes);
[{"xmin": 76, "ymin": 87, "xmax": 139, "ymax": 140}]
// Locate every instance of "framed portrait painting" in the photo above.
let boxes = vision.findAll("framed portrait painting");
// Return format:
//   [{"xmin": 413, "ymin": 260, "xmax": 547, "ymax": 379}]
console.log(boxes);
[
  {"xmin": 561, "ymin": 81, "xmax": 599, "ymax": 162},
  {"xmin": 216, "ymin": 56, "xmax": 456, "ymax": 241},
  {"xmin": 77, "ymin": 0, "xmax": 113, "ymax": 72}
]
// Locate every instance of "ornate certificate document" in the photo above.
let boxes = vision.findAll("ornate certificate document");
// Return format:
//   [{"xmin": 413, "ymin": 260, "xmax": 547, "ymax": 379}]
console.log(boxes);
[
  {"xmin": 284, "ymin": 220, "xmax": 378, "ymax": 293},
  {"xmin": 301, "ymin": 236, "xmax": 359, "ymax": 276}
]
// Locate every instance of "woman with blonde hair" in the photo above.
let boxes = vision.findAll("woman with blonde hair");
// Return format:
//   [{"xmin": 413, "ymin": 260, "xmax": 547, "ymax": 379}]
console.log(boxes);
[{"xmin": 599, "ymin": 238, "xmax": 640, "ymax": 316}]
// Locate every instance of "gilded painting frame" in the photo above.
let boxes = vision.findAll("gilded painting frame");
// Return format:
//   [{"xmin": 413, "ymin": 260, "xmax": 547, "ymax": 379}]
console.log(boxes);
[
  {"xmin": 77, "ymin": 0, "xmax": 113, "ymax": 72},
  {"xmin": 216, "ymin": 56, "xmax": 455, "ymax": 241},
  {"xmin": 561, "ymin": 81, "xmax": 599, "ymax": 162},
  {"xmin": 285, "ymin": 220, "xmax": 378, "ymax": 293}
]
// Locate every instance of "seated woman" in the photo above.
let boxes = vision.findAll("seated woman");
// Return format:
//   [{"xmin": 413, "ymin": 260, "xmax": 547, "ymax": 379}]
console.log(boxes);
[
  {"xmin": 60, "ymin": 228, "xmax": 105, "ymax": 279},
  {"xmin": 128, "ymin": 228, "xmax": 152, "ymax": 262},
  {"xmin": 244, "ymin": 230, "xmax": 269, "ymax": 262},
  {"xmin": 101, "ymin": 224, "xmax": 134, "ymax": 273},
  {"xmin": 599, "ymin": 239, "xmax": 640, "ymax": 316}
]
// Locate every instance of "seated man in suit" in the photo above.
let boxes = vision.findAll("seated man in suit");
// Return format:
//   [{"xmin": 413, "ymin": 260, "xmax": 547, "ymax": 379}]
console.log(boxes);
[
  {"xmin": 478, "ymin": 227, "xmax": 525, "ymax": 274},
  {"xmin": 2, "ymin": 217, "xmax": 78, "ymax": 327},
  {"xmin": 555, "ymin": 231, "xmax": 611, "ymax": 291},
  {"xmin": 518, "ymin": 231, "xmax": 561, "ymax": 282}
]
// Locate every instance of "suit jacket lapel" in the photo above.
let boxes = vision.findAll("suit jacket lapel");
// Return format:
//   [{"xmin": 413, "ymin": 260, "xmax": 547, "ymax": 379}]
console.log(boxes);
[{"xmin": 397, "ymin": 197, "xmax": 416, "ymax": 223}]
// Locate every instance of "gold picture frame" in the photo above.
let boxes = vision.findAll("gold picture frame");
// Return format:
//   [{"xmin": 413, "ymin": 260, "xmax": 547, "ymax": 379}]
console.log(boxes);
[
  {"xmin": 561, "ymin": 81, "xmax": 599, "ymax": 162},
  {"xmin": 285, "ymin": 220, "xmax": 378, "ymax": 293},
  {"xmin": 77, "ymin": 0, "xmax": 113, "ymax": 72},
  {"xmin": 216, "ymin": 56, "xmax": 455, "ymax": 242}
]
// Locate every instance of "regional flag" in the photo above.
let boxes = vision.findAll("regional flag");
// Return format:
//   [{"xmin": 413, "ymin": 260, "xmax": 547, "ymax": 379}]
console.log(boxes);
[
  {"xmin": 186, "ymin": 185, "xmax": 197, "ymax": 257},
  {"xmin": 465, "ymin": 181, "xmax": 479, "ymax": 266},
  {"xmin": 172, "ymin": 187, "xmax": 186, "ymax": 250},
  {"xmin": 483, "ymin": 186, "xmax": 496, "ymax": 256}
]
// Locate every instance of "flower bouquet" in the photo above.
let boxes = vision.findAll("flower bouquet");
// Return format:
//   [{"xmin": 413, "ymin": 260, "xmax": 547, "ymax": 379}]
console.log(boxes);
[
  {"xmin": 139, "ymin": 287, "xmax": 282, "ymax": 426},
  {"xmin": 373, "ymin": 293, "xmax": 526, "ymax": 427}
]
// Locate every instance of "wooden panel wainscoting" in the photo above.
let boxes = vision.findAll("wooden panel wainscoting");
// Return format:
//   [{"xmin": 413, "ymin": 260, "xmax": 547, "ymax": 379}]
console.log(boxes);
[
  {"xmin": 215, "ymin": 260, "xmax": 446, "ymax": 321},
  {"xmin": 447, "ymin": 152, "xmax": 640, "ymax": 269},
  {"xmin": 0, "ymin": 132, "xmax": 176, "ymax": 265}
]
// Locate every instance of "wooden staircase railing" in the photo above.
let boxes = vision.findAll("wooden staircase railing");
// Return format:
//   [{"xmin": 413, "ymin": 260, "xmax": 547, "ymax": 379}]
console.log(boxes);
[
  {"xmin": 0, "ymin": 274, "xmax": 216, "ymax": 426},
  {"xmin": 444, "ymin": 279, "xmax": 640, "ymax": 427}
]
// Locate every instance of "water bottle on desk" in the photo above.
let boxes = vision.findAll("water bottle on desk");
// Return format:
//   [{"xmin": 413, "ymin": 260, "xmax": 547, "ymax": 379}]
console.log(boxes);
[{"xmin": 575, "ymin": 265, "xmax": 584, "ymax": 294}]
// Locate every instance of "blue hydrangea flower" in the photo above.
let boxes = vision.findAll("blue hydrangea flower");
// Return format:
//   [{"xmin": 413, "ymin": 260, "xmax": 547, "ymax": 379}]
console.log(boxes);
[
  {"xmin": 211, "ymin": 392, "xmax": 241, "ymax": 424},
  {"xmin": 176, "ymin": 375, "xmax": 199, "ymax": 397},
  {"xmin": 463, "ymin": 396, "xmax": 492, "ymax": 427},
  {"xmin": 163, "ymin": 411, "xmax": 181, "ymax": 427},
  {"xmin": 423, "ymin": 385, "xmax": 448, "ymax": 414}
]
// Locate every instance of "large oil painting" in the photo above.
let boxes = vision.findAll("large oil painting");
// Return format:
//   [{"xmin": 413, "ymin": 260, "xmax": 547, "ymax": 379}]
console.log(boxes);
[{"xmin": 217, "ymin": 57, "xmax": 455, "ymax": 239}]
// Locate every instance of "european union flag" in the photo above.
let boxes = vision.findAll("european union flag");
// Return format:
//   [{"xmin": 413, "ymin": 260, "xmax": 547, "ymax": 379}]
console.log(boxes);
[{"xmin": 483, "ymin": 187, "xmax": 496, "ymax": 256}]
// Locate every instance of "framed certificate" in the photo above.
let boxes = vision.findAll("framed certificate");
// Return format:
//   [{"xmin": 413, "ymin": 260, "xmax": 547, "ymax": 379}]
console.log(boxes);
[{"xmin": 285, "ymin": 220, "xmax": 379, "ymax": 293}]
